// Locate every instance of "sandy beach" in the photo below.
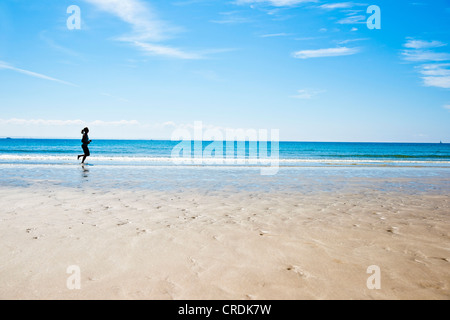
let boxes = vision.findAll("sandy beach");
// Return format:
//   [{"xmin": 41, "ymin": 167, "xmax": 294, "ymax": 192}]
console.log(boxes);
[
  {"xmin": 2, "ymin": 0, "xmax": 450, "ymax": 302},
  {"xmin": 0, "ymin": 179, "xmax": 448, "ymax": 300}
]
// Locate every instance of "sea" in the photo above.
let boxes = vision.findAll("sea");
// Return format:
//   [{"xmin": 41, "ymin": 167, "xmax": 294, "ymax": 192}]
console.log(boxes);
[{"xmin": 0, "ymin": 139, "xmax": 449, "ymax": 193}]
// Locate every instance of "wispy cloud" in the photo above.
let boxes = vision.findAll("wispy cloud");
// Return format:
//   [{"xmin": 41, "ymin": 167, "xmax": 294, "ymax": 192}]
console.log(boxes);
[
  {"xmin": 291, "ymin": 89, "xmax": 325, "ymax": 99},
  {"xmin": 294, "ymin": 36, "xmax": 325, "ymax": 41},
  {"xmin": 133, "ymin": 42, "xmax": 235, "ymax": 59},
  {"xmin": 0, "ymin": 61, "xmax": 77, "ymax": 87},
  {"xmin": 260, "ymin": 33, "xmax": 290, "ymax": 38},
  {"xmin": 404, "ymin": 39, "xmax": 447, "ymax": 49},
  {"xmin": 319, "ymin": 2, "xmax": 362, "ymax": 10},
  {"xmin": 235, "ymin": 0, "xmax": 317, "ymax": 7},
  {"xmin": 402, "ymin": 50, "xmax": 450, "ymax": 62},
  {"xmin": 336, "ymin": 38, "xmax": 369, "ymax": 45},
  {"xmin": 91, "ymin": 120, "xmax": 140, "ymax": 126},
  {"xmin": 402, "ymin": 38, "xmax": 450, "ymax": 62},
  {"xmin": 210, "ymin": 17, "xmax": 253, "ymax": 24},
  {"xmin": 292, "ymin": 46, "xmax": 360, "ymax": 59},
  {"xmin": 0, "ymin": 119, "xmax": 85, "ymax": 126},
  {"xmin": 418, "ymin": 64, "xmax": 450, "ymax": 76},
  {"xmin": 317, "ymin": 2, "xmax": 368, "ymax": 27},
  {"xmin": 40, "ymin": 31, "xmax": 81, "ymax": 58},
  {"xmin": 83, "ymin": 0, "xmax": 218, "ymax": 59},
  {"xmin": 0, "ymin": 118, "xmax": 140, "ymax": 126},
  {"xmin": 83, "ymin": 0, "xmax": 169, "ymax": 42},
  {"xmin": 422, "ymin": 75, "xmax": 450, "ymax": 89},
  {"xmin": 132, "ymin": 41, "xmax": 203, "ymax": 59},
  {"xmin": 402, "ymin": 38, "xmax": 450, "ymax": 89},
  {"xmin": 100, "ymin": 92, "xmax": 129, "ymax": 102},
  {"xmin": 210, "ymin": 11, "xmax": 253, "ymax": 24},
  {"xmin": 337, "ymin": 14, "xmax": 366, "ymax": 24},
  {"xmin": 444, "ymin": 105, "xmax": 450, "ymax": 111}
]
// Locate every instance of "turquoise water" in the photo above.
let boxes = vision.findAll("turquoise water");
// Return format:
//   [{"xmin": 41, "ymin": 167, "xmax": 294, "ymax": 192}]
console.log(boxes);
[
  {"xmin": 1, "ymin": 139, "xmax": 449, "ymax": 193},
  {"xmin": 0, "ymin": 139, "xmax": 449, "ymax": 167}
]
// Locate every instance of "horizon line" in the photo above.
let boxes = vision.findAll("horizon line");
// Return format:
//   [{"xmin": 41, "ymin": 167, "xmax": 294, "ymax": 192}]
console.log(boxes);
[{"xmin": 0, "ymin": 137, "xmax": 447, "ymax": 144}]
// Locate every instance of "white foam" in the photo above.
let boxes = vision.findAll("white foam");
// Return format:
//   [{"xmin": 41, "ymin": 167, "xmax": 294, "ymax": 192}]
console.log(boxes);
[{"xmin": 0, "ymin": 154, "xmax": 449, "ymax": 166}]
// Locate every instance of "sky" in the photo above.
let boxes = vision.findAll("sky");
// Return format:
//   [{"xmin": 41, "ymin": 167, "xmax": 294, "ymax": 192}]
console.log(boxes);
[{"xmin": 0, "ymin": 0, "xmax": 449, "ymax": 142}]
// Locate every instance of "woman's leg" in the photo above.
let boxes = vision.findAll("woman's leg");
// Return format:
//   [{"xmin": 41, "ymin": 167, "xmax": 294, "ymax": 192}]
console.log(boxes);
[{"xmin": 81, "ymin": 145, "xmax": 90, "ymax": 163}]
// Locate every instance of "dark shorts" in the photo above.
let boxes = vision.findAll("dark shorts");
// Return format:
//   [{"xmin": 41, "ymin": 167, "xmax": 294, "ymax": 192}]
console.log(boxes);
[{"xmin": 82, "ymin": 144, "xmax": 90, "ymax": 156}]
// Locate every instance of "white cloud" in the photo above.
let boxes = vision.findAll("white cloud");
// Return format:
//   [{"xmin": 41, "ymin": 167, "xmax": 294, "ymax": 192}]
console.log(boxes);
[
  {"xmin": 210, "ymin": 11, "xmax": 253, "ymax": 24},
  {"xmin": 444, "ymin": 105, "xmax": 450, "ymax": 111},
  {"xmin": 160, "ymin": 121, "xmax": 177, "ymax": 127},
  {"xmin": 402, "ymin": 39, "xmax": 450, "ymax": 62},
  {"xmin": 402, "ymin": 38, "xmax": 450, "ymax": 89},
  {"xmin": 0, "ymin": 119, "xmax": 84, "ymax": 126},
  {"xmin": 422, "ymin": 76, "xmax": 450, "ymax": 89},
  {"xmin": 210, "ymin": 17, "xmax": 253, "ymax": 24},
  {"xmin": 260, "ymin": 33, "xmax": 290, "ymax": 38},
  {"xmin": 418, "ymin": 64, "xmax": 450, "ymax": 88},
  {"xmin": 83, "ymin": 0, "xmax": 167, "ymax": 42},
  {"xmin": 337, "ymin": 14, "xmax": 366, "ymax": 24},
  {"xmin": 292, "ymin": 47, "xmax": 360, "ymax": 59},
  {"xmin": 418, "ymin": 64, "xmax": 450, "ymax": 76},
  {"xmin": 0, "ymin": 61, "xmax": 77, "ymax": 87},
  {"xmin": 337, "ymin": 38, "xmax": 368, "ymax": 45},
  {"xmin": 90, "ymin": 120, "xmax": 140, "ymax": 126},
  {"xmin": 401, "ymin": 50, "xmax": 450, "ymax": 62},
  {"xmin": 319, "ymin": 2, "xmax": 360, "ymax": 10},
  {"xmin": 0, "ymin": 119, "xmax": 140, "ymax": 127},
  {"xmin": 133, "ymin": 41, "xmax": 203, "ymax": 59},
  {"xmin": 404, "ymin": 39, "xmax": 447, "ymax": 49},
  {"xmin": 83, "ymin": 0, "xmax": 206, "ymax": 59},
  {"xmin": 316, "ymin": 2, "xmax": 368, "ymax": 28},
  {"xmin": 235, "ymin": 0, "xmax": 317, "ymax": 7},
  {"xmin": 291, "ymin": 89, "xmax": 325, "ymax": 99}
]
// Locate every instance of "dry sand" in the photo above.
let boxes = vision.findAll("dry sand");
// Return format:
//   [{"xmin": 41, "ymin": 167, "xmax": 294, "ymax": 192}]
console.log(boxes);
[{"xmin": 0, "ymin": 186, "xmax": 449, "ymax": 300}]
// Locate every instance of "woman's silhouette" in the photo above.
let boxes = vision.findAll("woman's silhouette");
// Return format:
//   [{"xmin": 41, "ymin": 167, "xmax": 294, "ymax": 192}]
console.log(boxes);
[{"xmin": 78, "ymin": 127, "xmax": 92, "ymax": 164}]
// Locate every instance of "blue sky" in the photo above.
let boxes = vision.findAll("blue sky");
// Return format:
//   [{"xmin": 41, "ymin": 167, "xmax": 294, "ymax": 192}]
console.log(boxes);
[{"xmin": 0, "ymin": 0, "xmax": 449, "ymax": 141}]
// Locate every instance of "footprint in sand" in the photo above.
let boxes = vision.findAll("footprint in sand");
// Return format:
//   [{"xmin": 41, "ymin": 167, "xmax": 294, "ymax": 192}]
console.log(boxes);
[
  {"xmin": 286, "ymin": 265, "xmax": 311, "ymax": 278},
  {"xmin": 387, "ymin": 227, "xmax": 399, "ymax": 234},
  {"xmin": 136, "ymin": 228, "xmax": 148, "ymax": 235},
  {"xmin": 189, "ymin": 257, "xmax": 204, "ymax": 276}
]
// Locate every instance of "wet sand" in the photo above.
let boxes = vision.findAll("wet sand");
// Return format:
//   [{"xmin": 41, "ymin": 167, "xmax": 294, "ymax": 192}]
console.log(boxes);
[{"xmin": 0, "ymin": 185, "xmax": 448, "ymax": 300}]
